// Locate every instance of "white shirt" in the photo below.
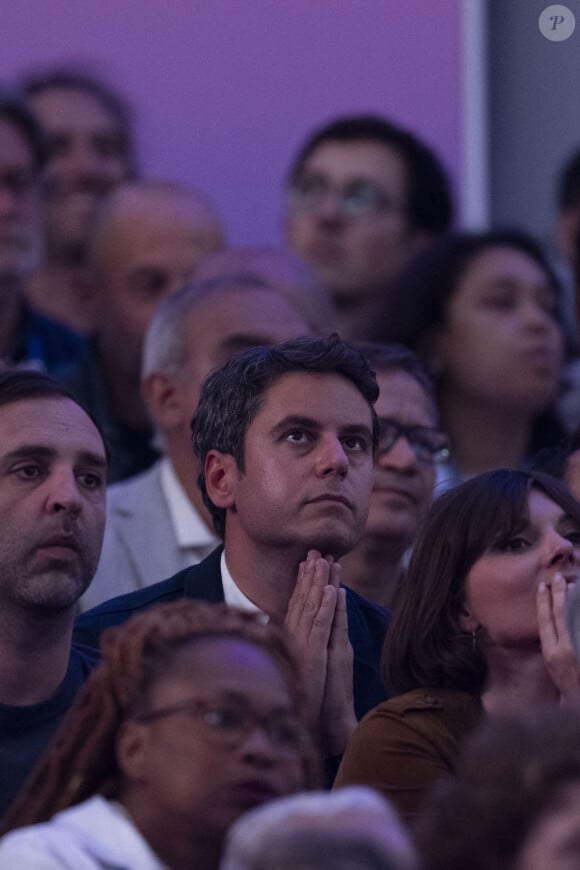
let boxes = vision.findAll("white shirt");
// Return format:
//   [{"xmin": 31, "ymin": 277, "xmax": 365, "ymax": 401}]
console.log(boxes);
[
  {"xmin": 159, "ymin": 457, "xmax": 217, "ymax": 556},
  {"xmin": 220, "ymin": 551, "xmax": 269, "ymax": 623},
  {"xmin": 0, "ymin": 796, "xmax": 167, "ymax": 869}
]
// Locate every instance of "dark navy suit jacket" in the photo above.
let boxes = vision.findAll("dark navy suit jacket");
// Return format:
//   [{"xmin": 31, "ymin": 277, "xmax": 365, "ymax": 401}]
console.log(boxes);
[{"xmin": 74, "ymin": 546, "xmax": 389, "ymax": 720}]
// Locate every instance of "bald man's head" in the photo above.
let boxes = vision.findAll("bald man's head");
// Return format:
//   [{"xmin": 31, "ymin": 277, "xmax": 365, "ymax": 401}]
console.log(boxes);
[
  {"xmin": 196, "ymin": 245, "xmax": 336, "ymax": 335},
  {"xmin": 89, "ymin": 180, "xmax": 226, "ymax": 381}
]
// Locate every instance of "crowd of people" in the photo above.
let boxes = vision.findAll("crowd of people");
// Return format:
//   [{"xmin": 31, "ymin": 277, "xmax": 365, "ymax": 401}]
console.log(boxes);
[{"xmin": 1, "ymin": 62, "xmax": 580, "ymax": 868}]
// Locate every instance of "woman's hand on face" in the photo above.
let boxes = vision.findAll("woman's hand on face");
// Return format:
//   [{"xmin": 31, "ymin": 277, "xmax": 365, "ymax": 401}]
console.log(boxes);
[{"xmin": 537, "ymin": 573, "xmax": 580, "ymax": 702}]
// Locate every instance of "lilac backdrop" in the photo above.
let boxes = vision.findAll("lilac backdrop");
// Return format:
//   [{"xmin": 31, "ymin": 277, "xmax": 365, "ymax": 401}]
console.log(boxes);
[{"xmin": 3, "ymin": 0, "xmax": 462, "ymax": 244}]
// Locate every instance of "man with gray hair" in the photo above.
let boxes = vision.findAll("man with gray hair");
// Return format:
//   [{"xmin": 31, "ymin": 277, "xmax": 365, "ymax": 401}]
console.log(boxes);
[{"xmin": 81, "ymin": 274, "xmax": 310, "ymax": 609}]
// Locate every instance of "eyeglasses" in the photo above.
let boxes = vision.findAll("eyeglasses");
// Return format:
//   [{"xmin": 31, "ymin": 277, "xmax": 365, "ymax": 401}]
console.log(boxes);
[
  {"xmin": 378, "ymin": 418, "xmax": 450, "ymax": 463},
  {"xmin": 133, "ymin": 696, "xmax": 308, "ymax": 757},
  {"xmin": 288, "ymin": 174, "xmax": 405, "ymax": 220}
]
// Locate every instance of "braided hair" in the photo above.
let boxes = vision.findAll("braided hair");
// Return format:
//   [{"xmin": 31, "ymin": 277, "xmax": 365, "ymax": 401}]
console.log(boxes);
[{"xmin": 3, "ymin": 600, "xmax": 321, "ymax": 831}]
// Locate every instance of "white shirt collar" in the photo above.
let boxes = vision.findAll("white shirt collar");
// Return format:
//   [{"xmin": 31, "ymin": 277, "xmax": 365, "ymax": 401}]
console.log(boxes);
[
  {"xmin": 220, "ymin": 550, "xmax": 269, "ymax": 622},
  {"xmin": 159, "ymin": 457, "xmax": 217, "ymax": 550}
]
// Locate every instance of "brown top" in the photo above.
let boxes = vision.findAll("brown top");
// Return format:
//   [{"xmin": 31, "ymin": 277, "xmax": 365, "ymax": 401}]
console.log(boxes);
[{"xmin": 333, "ymin": 688, "xmax": 483, "ymax": 824}]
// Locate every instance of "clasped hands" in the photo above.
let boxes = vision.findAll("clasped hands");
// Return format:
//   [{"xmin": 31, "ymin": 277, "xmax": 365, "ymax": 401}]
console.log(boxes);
[{"xmin": 284, "ymin": 550, "xmax": 357, "ymax": 756}]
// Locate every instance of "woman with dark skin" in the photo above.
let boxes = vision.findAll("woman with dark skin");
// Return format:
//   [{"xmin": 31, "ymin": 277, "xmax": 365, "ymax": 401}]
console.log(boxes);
[
  {"xmin": 0, "ymin": 600, "xmax": 320, "ymax": 869},
  {"xmin": 375, "ymin": 231, "xmax": 567, "ymax": 486},
  {"xmin": 335, "ymin": 469, "xmax": 580, "ymax": 824}
]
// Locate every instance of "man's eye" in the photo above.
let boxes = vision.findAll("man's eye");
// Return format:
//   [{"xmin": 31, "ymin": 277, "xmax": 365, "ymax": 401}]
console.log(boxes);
[
  {"xmin": 78, "ymin": 473, "xmax": 104, "ymax": 490},
  {"xmin": 342, "ymin": 436, "xmax": 366, "ymax": 452},
  {"xmin": 286, "ymin": 430, "xmax": 309, "ymax": 444},
  {"xmin": 204, "ymin": 706, "xmax": 243, "ymax": 731},
  {"xmin": 131, "ymin": 270, "xmax": 168, "ymax": 298},
  {"xmin": 14, "ymin": 464, "xmax": 42, "ymax": 480}
]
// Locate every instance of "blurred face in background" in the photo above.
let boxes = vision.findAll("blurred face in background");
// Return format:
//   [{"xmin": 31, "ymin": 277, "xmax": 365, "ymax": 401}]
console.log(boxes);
[
  {"xmin": 285, "ymin": 140, "xmax": 422, "ymax": 302},
  {"xmin": 29, "ymin": 86, "xmax": 131, "ymax": 258},
  {"xmin": 366, "ymin": 369, "xmax": 438, "ymax": 549},
  {"xmin": 431, "ymin": 245, "xmax": 564, "ymax": 415}
]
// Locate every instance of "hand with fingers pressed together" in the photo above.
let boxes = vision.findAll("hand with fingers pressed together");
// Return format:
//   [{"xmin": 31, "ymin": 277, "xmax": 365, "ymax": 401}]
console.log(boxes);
[{"xmin": 285, "ymin": 550, "xmax": 356, "ymax": 756}]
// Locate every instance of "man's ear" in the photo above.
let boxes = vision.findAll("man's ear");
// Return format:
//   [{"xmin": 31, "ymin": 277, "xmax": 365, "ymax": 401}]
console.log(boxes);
[
  {"xmin": 142, "ymin": 372, "xmax": 183, "ymax": 430},
  {"xmin": 116, "ymin": 720, "xmax": 149, "ymax": 783},
  {"xmin": 458, "ymin": 603, "xmax": 480, "ymax": 633},
  {"xmin": 205, "ymin": 450, "xmax": 238, "ymax": 510}
]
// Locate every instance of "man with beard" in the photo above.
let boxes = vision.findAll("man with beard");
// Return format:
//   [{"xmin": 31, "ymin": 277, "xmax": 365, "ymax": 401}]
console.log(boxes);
[{"xmin": 0, "ymin": 370, "xmax": 107, "ymax": 818}]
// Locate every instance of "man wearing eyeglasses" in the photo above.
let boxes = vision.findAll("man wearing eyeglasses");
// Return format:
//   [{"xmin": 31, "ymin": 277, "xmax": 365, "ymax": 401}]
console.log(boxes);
[
  {"xmin": 340, "ymin": 343, "xmax": 449, "ymax": 609},
  {"xmin": 283, "ymin": 115, "xmax": 454, "ymax": 341}
]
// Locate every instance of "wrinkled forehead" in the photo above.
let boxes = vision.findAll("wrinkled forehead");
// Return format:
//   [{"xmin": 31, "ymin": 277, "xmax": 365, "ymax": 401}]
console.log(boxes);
[{"xmin": 0, "ymin": 396, "xmax": 105, "ymax": 457}]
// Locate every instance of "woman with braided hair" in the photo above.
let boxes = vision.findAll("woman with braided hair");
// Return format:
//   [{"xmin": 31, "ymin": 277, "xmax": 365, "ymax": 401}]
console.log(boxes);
[{"xmin": 0, "ymin": 600, "xmax": 320, "ymax": 869}]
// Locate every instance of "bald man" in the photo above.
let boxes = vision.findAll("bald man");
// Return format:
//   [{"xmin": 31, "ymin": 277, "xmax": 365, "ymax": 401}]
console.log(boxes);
[
  {"xmin": 56, "ymin": 180, "xmax": 225, "ymax": 482},
  {"xmin": 196, "ymin": 245, "xmax": 337, "ymax": 335}
]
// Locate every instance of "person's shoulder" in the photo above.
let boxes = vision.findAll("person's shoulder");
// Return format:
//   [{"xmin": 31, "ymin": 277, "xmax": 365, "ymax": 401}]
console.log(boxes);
[
  {"xmin": 371, "ymin": 688, "xmax": 481, "ymax": 724},
  {"xmin": 24, "ymin": 308, "xmax": 88, "ymax": 369},
  {"xmin": 344, "ymin": 585, "xmax": 391, "ymax": 629},
  {"xmin": 77, "ymin": 565, "xmax": 193, "ymax": 623},
  {"xmin": 73, "ymin": 546, "xmax": 224, "ymax": 648}
]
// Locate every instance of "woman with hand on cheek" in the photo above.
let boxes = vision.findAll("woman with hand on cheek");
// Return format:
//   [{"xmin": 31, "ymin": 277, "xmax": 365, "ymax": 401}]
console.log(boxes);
[{"xmin": 334, "ymin": 469, "xmax": 580, "ymax": 824}]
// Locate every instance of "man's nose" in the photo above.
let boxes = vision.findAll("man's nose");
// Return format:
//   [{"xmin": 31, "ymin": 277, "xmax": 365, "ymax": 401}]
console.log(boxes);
[
  {"xmin": 238, "ymin": 724, "xmax": 277, "ymax": 766},
  {"xmin": 66, "ymin": 142, "xmax": 105, "ymax": 179},
  {"xmin": 377, "ymin": 434, "xmax": 417, "ymax": 472},
  {"xmin": 315, "ymin": 436, "xmax": 349, "ymax": 477},
  {"xmin": 45, "ymin": 469, "xmax": 83, "ymax": 514}
]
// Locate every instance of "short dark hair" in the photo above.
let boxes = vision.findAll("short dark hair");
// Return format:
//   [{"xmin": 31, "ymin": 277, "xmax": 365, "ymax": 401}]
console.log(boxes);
[
  {"xmin": 355, "ymin": 341, "xmax": 437, "ymax": 414},
  {"xmin": 0, "ymin": 86, "xmax": 47, "ymax": 169},
  {"xmin": 418, "ymin": 707, "xmax": 580, "ymax": 870},
  {"xmin": 191, "ymin": 334, "xmax": 379, "ymax": 537},
  {"xmin": 287, "ymin": 115, "xmax": 454, "ymax": 236},
  {"xmin": 0, "ymin": 369, "xmax": 108, "ymax": 459},
  {"xmin": 558, "ymin": 148, "xmax": 580, "ymax": 210},
  {"xmin": 531, "ymin": 426, "xmax": 580, "ymax": 480},
  {"xmin": 384, "ymin": 469, "xmax": 580, "ymax": 696},
  {"xmin": 21, "ymin": 65, "xmax": 136, "ymax": 176}
]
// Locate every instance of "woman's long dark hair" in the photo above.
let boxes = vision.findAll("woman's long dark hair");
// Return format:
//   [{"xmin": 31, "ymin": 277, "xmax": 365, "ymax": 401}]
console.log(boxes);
[{"xmin": 384, "ymin": 469, "xmax": 580, "ymax": 696}]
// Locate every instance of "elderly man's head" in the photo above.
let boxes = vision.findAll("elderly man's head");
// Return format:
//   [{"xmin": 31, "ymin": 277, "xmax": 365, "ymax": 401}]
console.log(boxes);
[{"xmin": 89, "ymin": 180, "xmax": 225, "ymax": 383}]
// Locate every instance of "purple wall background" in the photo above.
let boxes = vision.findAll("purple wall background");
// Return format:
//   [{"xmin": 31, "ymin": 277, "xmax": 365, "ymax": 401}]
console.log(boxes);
[{"xmin": 3, "ymin": 0, "xmax": 462, "ymax": 245}]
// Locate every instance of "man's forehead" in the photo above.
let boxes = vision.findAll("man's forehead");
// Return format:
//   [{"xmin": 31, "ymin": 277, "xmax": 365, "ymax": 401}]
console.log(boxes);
[
  {"xmin": 30, "ymin": 86, "xmax": 120, "ymax": 133},
  {"xmin": 191, "ymin": 287, "xmax": 308, "ymax": 333},
  {"xmin": 0, "ymin": 397, "xmax": 105, "ymax": 454},
  {"xmin": 375, "ymin": 369, "xmax": 436, "ymax": 425},
  {"xmin": 303, "ymin": 139, "xmax": 406, "ymax": 181},
  {"xmin": 257, "ymin": 371, "xmax": 373, "ymax": 421}
]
